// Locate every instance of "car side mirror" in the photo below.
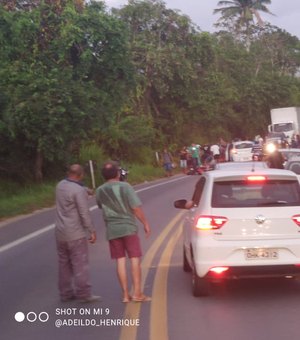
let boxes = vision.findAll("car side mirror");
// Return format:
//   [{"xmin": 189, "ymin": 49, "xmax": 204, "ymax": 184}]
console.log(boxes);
[{"xmin": 174, "ymin": 199, "xmax": 188, "ymax": 209}]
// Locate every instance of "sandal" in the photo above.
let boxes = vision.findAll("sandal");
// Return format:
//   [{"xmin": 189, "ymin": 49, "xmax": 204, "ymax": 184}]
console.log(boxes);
[{"xmin": 131, "ymin": 295, "xmax": 151, "ymax": 302}]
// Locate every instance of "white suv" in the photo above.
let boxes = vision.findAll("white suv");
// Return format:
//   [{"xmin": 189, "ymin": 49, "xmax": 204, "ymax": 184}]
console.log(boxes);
[
  {"xmin": 226, "ymin": 141, "xmax": 254, "ymax": 162},
  {"xmin": 175, "ymin": 168, "xmax": 300, "ymax": 296}
]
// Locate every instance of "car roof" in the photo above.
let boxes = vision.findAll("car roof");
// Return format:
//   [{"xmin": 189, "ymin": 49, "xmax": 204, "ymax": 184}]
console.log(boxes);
[
  {"xmin": 205, "ymin": 168, "xmax": 298, "ymax": 181},
  {"xmin": 232, "ymin": 140, "xmax": 253, "ymax": 145},
  {"xmin": 279, "ymin": 148, "xmax": 300, "ymax": 153},
  {"xmin": 215, "ymin": 162, "xmax": 268, "ymax": 170}
]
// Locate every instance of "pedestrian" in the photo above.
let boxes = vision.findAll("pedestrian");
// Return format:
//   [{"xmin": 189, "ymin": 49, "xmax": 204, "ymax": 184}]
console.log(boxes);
[
  {"xmin": 55, "ymin": 164, "xmax": 101, "ymax": 303},
  {"xmin": 291, "ymin": 135, "xmax": 298, "ymax": 148},
  {"xmin": 189, "ymin": 143, "xmax": 201, "ymax": 170},
  {"xmin": 267, "ymin": 150, "xmax": 285, "ymax": 169},
  {"xmin": 219, "ymin": 137, "xmax": 227, "ymax": 162},
  {"xmin": 179, "ymin": 146, "xmax": 188, "ymax": 173},
  {"xmin": 296, "ymin": 135, "xmax": 300, "ymax": 148},
  {"xmin": 96, "ymin": 161, "xmax": 151, "ymax": 303},
  {"xmin": 251, "ymin": 141, "xmax": 263, "ymax": 161},
  {"xmin": 200, "ymin": 144, "xmax": 211, "ymax": 165},
  {"xmin": 162, "ymin": 147, "xmax": 173, "ymax": 177},
  {"xmin": 210, "ymin": 143, "xmax": 220, "ymax": 162}
]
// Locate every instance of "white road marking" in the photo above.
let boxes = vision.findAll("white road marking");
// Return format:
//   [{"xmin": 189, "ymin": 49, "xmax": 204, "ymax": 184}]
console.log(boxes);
[{"xmin": 0, "ymin": 176, "xmax": 189, "ymax": 253}]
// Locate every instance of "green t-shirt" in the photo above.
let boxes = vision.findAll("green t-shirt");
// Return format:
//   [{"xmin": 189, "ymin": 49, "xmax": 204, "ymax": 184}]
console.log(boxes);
[
  {"xmin": 96, "ymin": 181, "xmax": 141, "ymax": 240},
  {"xmin": 189, "ymin": 145, "xmax": 199, "ymax": 158}
]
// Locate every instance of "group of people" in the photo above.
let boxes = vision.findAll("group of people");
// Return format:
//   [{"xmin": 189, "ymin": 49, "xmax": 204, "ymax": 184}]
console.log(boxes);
[
  {"xmin": 178, "ymin": 141, "xmax": 226, "ymax": 174},
  {"xmin": 160, "ymin": 140, "xmax": 228, "ymax": 177},
  {"xmin": 55, "ymin": 162, "xmax": 151, "ymax": 304}
]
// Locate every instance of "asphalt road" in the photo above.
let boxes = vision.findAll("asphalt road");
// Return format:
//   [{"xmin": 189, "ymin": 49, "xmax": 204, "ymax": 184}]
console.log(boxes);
[{"xmin": 1, "ymin": 174, "xmax": 300, "ymax": 340}]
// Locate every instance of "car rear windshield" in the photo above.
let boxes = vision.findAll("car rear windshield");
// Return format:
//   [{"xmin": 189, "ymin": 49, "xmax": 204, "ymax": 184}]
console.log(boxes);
[
  {"xmin": 234, "ymin": 142, "xmax": 253, "ymax": 149},
  {"xmin": 212, "ymin": 179, "xmax": 300, "ymax": 207}
]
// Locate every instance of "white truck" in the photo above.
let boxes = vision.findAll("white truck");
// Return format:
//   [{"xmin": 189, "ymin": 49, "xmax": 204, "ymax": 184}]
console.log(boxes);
[{"xmin": 268, "ymin": 107, "xmax": 300, "ymax": 144}]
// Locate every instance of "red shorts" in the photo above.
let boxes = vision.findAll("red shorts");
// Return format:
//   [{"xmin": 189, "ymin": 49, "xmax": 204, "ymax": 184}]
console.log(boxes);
[{"xmin": 109, "ymin": 234, "xmax": 142, "ymax": 259}]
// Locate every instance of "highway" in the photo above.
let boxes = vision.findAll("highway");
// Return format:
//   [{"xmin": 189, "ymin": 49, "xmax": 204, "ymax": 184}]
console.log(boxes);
[{"xmin": 1, "ymin": 174, "xmax": 300, "ymax": 340}]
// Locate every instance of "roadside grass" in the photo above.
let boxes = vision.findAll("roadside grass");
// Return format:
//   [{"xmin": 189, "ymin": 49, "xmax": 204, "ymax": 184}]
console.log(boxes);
[
  {"xmin": 0, "ymin": 164, "xmax": 170, "ymax": 221},
  {"xmin": 125, "ymin": 163, "xmax": 166, "ymax": 184},
  {"xmin": 0, "ymin": 181, "xmax": 56, "ymax": 220}
]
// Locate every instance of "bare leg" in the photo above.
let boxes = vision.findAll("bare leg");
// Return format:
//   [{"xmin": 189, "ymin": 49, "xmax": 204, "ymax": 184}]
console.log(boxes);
[
  {"xmin": 116, "ymin": 257, "xmax": 130, "ymax": 301},
  {"xmin": 130, "ymin": 257, "xmax": 142, "ymax": 298},
  {"xmin": 130, "ymin": 257, "xmax": 151, "ymax": 302}
]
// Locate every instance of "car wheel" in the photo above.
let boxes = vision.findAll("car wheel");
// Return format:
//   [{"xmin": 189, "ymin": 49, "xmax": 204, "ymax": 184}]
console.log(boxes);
[
  {"xmin": 192, "ymin": 268, "xmax": 210, "ymax": 297},
  {"xmin": 183, "ymin": 248, "xmax": 192, "ymax": 272}
]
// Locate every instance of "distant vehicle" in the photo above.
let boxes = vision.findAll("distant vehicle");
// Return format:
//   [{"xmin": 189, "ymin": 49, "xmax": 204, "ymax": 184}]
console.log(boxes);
[
  {"xmin": 225, "ymin": 141, "xmax": 254, "ymax": 162},
  {"xmin": 265, "ymin": 132, "xmax": 287, "ymax": 145},
  {"xmin": 119, "ymin": 167, "xmax": 128, "ymax": 181},
  {"xmin": 279, "ymin": 148, "xmax": 300, "ymax": 161},
  {"xmin": 174, "ymin": 168, "xmax": 300, "ymax": 297},
  {"xmin": 285, "ymin": 159, "xmax": 300, "ymax": 175},
  {"xmin": 279, "ymin": 148, "xmax": 300, "ymax": 174},
  {"xmin": 265, "ymin": 132, "xmax": 289, "ymax": 153},
  {"xmin": 268, "ymin": 107, "xmax": 300, "ymax": 144}
]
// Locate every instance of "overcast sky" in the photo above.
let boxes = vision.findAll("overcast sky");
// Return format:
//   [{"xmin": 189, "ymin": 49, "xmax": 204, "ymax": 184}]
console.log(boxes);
[{"xmin": 103, "ymin": 0, "xmax": 300, "ymax": 39}]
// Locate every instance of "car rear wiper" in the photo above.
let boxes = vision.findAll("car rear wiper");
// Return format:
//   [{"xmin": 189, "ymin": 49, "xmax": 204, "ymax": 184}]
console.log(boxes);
[{"xmin": 260, "ymin": 201, "xmax": 288, "ymax": 206}]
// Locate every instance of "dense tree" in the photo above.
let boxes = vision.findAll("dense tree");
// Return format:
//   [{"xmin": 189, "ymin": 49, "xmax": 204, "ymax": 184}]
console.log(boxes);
[
  {"xmin": 0, "ymin": 1, "xmax": 133, "ymax": 181},
  {"xmin": 113, "ymin": 0, "xmax": 218, "ymax": 145},
  {"xmin": 0, "ymin": 0, "xmax": 299, "ymax": 183}
]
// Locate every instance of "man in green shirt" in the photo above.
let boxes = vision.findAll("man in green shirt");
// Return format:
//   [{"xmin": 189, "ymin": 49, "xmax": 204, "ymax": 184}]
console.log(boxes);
[
  {"xmin": 188, "ymin": 143, "xmax": 201, "ymax": 169},
  {"xmin": 96, "ymin": 161, "xmax": 151, "ymax": 303}
]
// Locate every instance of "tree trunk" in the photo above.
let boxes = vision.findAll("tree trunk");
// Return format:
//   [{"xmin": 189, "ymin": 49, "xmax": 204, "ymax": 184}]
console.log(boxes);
[{"xmin": 34, "ymin": 150, "xmax": 43, "ymax": 182}]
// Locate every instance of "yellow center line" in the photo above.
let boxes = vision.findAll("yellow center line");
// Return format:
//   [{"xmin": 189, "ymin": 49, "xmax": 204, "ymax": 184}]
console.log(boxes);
[
  {"xmin": 119, "ymin": 211, "xmax": 185, "ymax": 340},
  {"xmin": 150, "ymin": 223, "xmax": 183, "ymax": 340}
]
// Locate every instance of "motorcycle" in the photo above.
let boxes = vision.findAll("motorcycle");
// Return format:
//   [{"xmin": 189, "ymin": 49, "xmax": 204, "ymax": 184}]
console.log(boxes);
[{"xmin": 119, "ymin": 167, "xmax": 128, "ymax": 181}]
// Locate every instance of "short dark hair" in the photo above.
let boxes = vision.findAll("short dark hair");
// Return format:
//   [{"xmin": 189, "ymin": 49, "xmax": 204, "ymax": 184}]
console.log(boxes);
[
  {"xmin": 101, "ymin": 161, "xmax": 119, "ymax": 180},
  {"xmin": 68, "ymin": 164, "xmax": 84, "ymax": 178}
]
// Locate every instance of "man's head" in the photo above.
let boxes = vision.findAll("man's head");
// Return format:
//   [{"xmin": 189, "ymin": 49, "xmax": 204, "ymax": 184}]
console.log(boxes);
[
  {"xmin": 101, "ymin": 161, "xmax": 119, "ymax": 181},
  {"xmin": 67, "ymin": 164, "xmax": 84, "ymax": 181}
]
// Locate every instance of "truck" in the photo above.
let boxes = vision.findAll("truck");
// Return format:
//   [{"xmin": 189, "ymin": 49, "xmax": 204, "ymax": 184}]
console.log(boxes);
[{"xmin": 268, "ymin": 107, "xmax": 300, "ymax": 144}]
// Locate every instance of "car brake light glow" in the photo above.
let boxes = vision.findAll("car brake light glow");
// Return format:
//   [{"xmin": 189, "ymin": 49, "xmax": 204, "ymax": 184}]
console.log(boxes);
[
  {"xmin": 209, "ymin": 267, "xmax": 229, "ymax": 274},
  {"xmin": 292, "ymin": 215, "xmax": 300, "ymax": 226},
  {"xmin": 246, "ymin": 175, "xmax": 266, "ymax": 182},
  {"xmin": 195, "ymin": 215, "xmax": 228, "ymax": 230}
]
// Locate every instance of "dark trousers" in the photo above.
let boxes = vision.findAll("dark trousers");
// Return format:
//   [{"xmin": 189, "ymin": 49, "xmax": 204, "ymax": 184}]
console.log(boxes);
[
  {"xmin": 192, "ymin": 157, "xmax": 198, "ymax": 168},
  {"xmin": 56, "ymin": 238, "xmax": 91, "ymax": 299}
]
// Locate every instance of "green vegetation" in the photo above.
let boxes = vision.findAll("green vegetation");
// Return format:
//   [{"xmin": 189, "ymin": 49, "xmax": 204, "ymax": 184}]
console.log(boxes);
[
  {"xmin": 0, "ymin": 180, "xmax": 57, "ymax": 220},
  {"xmin": 0, "ymin": 0, "xmax": 300, "ymax": 218},
  {"xmin": 0, "ymin": 163, "xmax": 169, "ymax": 220}
]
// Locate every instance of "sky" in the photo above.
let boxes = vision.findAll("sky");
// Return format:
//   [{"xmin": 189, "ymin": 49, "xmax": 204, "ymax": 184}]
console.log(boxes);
[{"xmin": 103, "ymin": 0, "xmax": 300, "ymax": 39}]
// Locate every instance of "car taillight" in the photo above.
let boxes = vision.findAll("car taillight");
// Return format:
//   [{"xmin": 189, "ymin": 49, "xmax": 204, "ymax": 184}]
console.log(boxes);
[
  {"xmin": 209, "ymin": 267, "xmax": 229, "ymax": 275},
  {"xmin": 292, "ymin": 215, "xmax": 300, "ymax": 226},
  {"xmin": 246, "ymin": 175, "xmax": 266, "ymax": 182},
  {"xmin": 195, "ymin": 215, "xmax": 228, "ymax": 230}
]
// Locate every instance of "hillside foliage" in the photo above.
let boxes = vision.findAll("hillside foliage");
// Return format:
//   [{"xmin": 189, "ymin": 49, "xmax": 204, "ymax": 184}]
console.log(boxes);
[{"xmin": 1, "ymin": 0, "xmax": 300, "ymax": 182}]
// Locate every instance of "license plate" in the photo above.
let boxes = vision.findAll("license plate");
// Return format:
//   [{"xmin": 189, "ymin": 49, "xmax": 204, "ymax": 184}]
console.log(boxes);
[{"xmin": 245, "ymin": 248, "xmax": 279, "ymax": 260}]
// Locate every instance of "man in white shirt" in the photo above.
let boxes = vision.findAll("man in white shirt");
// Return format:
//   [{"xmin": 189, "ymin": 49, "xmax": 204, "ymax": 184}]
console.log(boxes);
[{"xmin": 210, "ymin": 144, "xmax": 220, "ymax": 162}]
